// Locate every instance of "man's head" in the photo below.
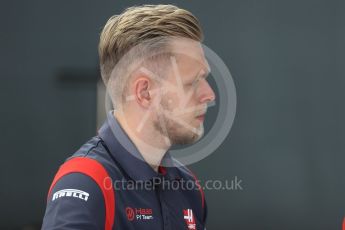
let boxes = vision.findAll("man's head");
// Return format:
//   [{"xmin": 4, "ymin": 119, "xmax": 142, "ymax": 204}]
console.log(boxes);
[
  {"xmin": 99, "ymin": 5, "xmax": 215, "ymax": 148},
  {"xmin": 99, "ymin": 4, "xmax": 203, "ymax": 85}
]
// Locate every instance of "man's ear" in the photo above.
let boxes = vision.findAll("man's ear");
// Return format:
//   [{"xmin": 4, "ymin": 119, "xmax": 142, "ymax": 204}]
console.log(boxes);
[{"xmin": 134, "ymin": 77, "xmax": 152, "ymax": 108}]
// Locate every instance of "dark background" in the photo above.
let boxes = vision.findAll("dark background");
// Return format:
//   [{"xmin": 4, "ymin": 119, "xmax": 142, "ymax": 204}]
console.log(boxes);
[{"xmin": 1, "ymin": 0, "xmax": 344, "ymax": 229}]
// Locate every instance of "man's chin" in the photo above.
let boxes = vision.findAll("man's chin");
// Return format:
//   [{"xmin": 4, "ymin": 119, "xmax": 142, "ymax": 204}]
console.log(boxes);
[{"xmin": 170, "ymin": 129, "xmax": 204, "ymax": 145}]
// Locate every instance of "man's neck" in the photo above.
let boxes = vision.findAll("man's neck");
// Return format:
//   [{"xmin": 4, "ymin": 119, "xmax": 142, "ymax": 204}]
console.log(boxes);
[{"xmin": 114, "ymin": 111, "xmax": 169, "ymax": 173}]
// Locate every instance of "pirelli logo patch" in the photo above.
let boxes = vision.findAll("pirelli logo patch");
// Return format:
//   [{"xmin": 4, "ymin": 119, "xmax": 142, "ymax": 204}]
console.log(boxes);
[{"xmin": 52, "ymin": 189, "xmax": 89, "ymax": 202}]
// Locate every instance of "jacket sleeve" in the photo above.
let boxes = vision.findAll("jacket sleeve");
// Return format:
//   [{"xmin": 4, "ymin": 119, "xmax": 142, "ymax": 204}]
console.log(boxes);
[{"xmin": 42, "ymin": 173, "xmax": 105, "ymax": 230}]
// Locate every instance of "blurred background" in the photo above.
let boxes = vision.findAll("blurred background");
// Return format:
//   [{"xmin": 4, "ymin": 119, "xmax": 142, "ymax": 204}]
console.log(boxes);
[{"xmin": 1, "ymin": 0, "xmax": 345, "ymax": 229}]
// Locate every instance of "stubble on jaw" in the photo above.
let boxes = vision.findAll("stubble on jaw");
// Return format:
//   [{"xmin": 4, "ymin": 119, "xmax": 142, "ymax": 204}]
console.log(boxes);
[{"xmin": 152, "ymin": 97, "xmax": 204, "ymax": 146}]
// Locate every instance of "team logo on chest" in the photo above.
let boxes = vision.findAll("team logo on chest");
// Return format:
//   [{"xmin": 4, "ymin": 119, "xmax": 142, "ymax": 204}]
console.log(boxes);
[
  {"xmin": 183, "ymin": 209, "xmax": 196, "ymax": 230},
  {"xmin": 126, "ymin": 207, "xmax": 154, "ymax": 221}
]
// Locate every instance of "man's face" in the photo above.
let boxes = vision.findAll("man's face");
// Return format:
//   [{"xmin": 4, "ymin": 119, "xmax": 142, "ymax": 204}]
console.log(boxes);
[{"xmin": 153, "ymin": 40, "xmax": 216, "ymax": 145}]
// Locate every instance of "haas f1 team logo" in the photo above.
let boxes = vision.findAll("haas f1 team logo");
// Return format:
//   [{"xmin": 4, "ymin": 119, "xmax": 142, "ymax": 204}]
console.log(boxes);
[
  {"xmin": 126, "ymin": 207, "xmax": 154, "ymax": 221},
  {"xmin": 183, "ymin": 209, "xmax": 196, "ymax": 230}
]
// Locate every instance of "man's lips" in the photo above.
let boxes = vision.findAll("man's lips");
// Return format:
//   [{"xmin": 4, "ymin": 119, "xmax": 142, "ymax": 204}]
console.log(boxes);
[{"xmin": 196, "ymin": 114, "xmax": 205, "ymax": 122}]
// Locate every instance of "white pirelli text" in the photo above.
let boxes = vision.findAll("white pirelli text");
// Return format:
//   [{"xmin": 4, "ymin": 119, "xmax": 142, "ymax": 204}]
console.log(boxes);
[{"xmin": 52, "ymin": 189, "xmax": 89, "ymax": 202}]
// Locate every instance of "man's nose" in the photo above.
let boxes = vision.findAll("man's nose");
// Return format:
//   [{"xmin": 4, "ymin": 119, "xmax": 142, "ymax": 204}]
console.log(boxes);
[{"xmin": 198, "ymin": 79, "xmax": 216, "ymax": 104}]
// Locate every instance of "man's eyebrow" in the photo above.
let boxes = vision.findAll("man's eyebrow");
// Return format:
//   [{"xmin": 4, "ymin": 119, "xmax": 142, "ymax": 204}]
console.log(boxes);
[{"xmin": 189, "ymin": 69, "xmax": 209, "ymax": 86}]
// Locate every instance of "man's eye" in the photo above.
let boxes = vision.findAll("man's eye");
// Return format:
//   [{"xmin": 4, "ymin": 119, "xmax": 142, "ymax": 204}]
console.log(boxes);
[
  {"xmin": 184, "ymin": 77, "xmax": 201, "ymax": 87},
  {"xmin": 193, "ymin": 77, "xmax": 202, "ymax": 85}
]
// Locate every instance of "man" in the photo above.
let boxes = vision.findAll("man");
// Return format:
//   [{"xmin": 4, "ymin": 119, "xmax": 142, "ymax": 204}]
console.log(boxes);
[{"xmin": 42, "ymin": 4, "xmax": 215, "ymax": 230}]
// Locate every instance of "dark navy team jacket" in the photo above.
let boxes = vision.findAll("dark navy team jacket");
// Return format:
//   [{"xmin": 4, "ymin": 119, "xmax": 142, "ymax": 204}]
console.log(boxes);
[{"xmin": 42, "ymin": 114, "xmax": 207, "ymax": 230}]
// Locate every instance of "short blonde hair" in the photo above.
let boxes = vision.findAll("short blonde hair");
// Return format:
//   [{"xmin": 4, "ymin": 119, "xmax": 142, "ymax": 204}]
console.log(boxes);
[{"xmin": 98, "ymin": 4, "xmax": 203, "ymax": 85}]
